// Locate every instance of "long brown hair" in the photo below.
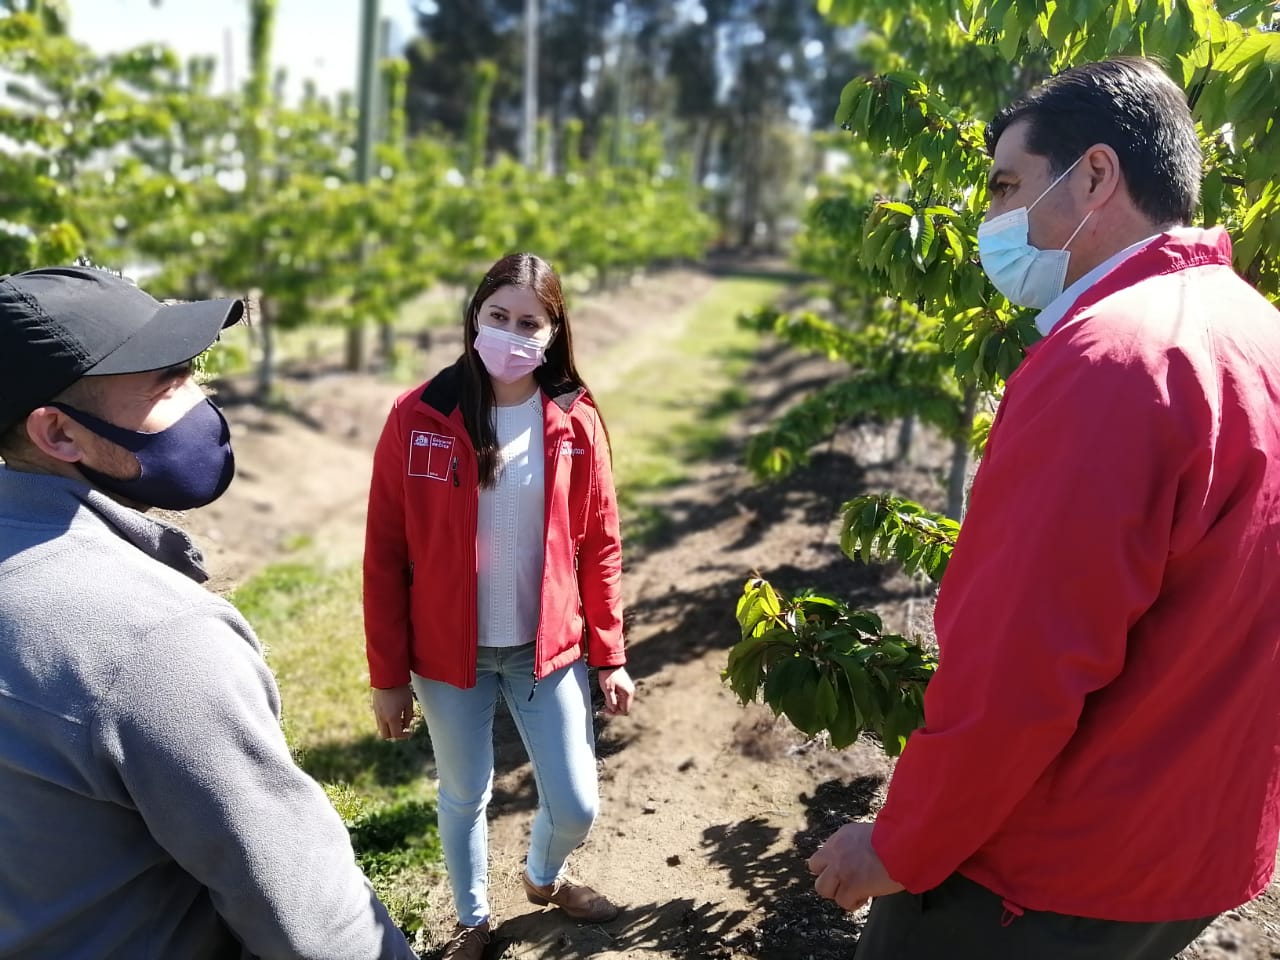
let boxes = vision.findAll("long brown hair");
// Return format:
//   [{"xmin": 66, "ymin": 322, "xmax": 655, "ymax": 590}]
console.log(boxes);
[{"xmin": 461, "ymin": 252, "xmax": 599, "ymax": 488}]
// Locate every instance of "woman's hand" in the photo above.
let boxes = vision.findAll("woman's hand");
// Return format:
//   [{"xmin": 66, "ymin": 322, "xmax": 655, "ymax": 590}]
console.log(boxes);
[
  {"xmin": 597, "ymin": 666, "xmax": 635, "ymax": 717},
  {"xmin": 372, "ymin": 685, "xmax": 416, "ymax": 740}
]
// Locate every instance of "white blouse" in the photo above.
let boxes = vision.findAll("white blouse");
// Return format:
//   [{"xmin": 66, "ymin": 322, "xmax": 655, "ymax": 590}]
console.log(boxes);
[{"xmin": 476, "ymin": 391, "xmax": 546, "ymax": 647}]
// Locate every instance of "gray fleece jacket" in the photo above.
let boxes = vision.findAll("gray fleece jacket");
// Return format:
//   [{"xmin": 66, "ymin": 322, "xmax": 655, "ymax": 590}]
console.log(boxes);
[{"xmin": 0, "ymin": 466, "xmax": 417, "ymax": 960}]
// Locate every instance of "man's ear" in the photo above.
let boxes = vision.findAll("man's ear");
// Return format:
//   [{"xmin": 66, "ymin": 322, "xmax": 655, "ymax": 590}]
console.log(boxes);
[
  {"xmin": 1081, "ymin": 142, "xmax": 1122, "ymax": 211},
  {"xmin": 24, "ymin": 407, "xmax": 88, "ymax": 464}
]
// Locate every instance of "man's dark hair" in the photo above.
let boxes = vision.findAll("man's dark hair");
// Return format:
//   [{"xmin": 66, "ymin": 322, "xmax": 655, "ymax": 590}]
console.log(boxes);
[
  {"xmin": 0, "ymin": 422, "xmax": 26, "ymax": 461},
  {"xmin": 985, "ymin": 57, "xmax": 1202, "ymax": 225}
]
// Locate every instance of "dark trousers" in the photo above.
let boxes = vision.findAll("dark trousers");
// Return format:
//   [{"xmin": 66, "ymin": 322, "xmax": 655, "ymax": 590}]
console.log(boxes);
[{"xmin": 854, "ymin": 874, "xmax": 1216, "ymax": 960}]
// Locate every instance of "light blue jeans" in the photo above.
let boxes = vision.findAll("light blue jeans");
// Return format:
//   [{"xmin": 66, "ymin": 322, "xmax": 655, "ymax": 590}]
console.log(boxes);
[{"xmin": 411, "ymin": 643, "xmax": 599, "ymax": 926}]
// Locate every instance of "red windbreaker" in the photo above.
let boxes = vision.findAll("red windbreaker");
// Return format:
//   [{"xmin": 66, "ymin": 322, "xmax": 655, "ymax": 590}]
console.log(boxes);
[
  {"xmin": 363, "ymin": 360, "xmax": 625, "ymax": 690},
  {"xmin": 873, "ymin": 228, "xmax": 1280, "ymax": 921}
]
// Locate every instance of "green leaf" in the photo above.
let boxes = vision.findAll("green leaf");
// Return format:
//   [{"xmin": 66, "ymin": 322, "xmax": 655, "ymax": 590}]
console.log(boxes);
[
  {"xmin": 882, "ymin": 695, "xmax": 926, "ymax": 757},
  {"xmin": 759, "ymin": 581, "xmax": 782, "ymax": 618},
  {"xmin": 723, "ymin": 643, "xmax": 769, "ymax": 703},
  {"xmin": 726, "ymin": 630, "xmax": 771, "ymax": 674},
  {"xmin": 877, "ymin": 639, "xmax": 909, "ymax": 663},
  {"xmin": 831, "ymin": 653, "xmax": 879, "ymax": 728},
  {"xmin": 848, "ymin": 608, "xmax": 884, "ymax": 635},
  {"xmin": 894, "ymin": 531, "xmax": 915, "ymax": 565},
  {"xmin": 856, "ymin": 81, "xmax": 875, "ymax": 133},
  {"xmin": 998, "ymin": 21, "xmax": 1022, "ymax": 61},
  {"xmin": 860, "ymin": 497, "xmax": 880, "ymax": 533},
  {"xmin": 1047, "ymin": 2, "xmax": 1077, "ymax": 49},
  {"xmin": 777, "ymin": 657, "xmax": 823, "ymax": 734},
  {"xmin": 826, "ymin": 671, "xmax": 864, "ymax": 748},
  {"xmin": 814, "ymin": 672, "xmax": 840, "ymax": 728},
  {"xmin": 1213, "ymin": 31, "xmax": 1272, "ymax": 76},
  {"xmin": 911, "ymin": 211, "xmax": 937, "ymax": 271},
  {"xmin": 762, "ymin": 653, "xmax": 799, "ymax": 710},
  {"xmin": 835, "ymin": 79, "xmax": 865, "ymax": 128},
  {"xmin": 736, "ymin": 596, "xmax": 766, "ymax": 638}
]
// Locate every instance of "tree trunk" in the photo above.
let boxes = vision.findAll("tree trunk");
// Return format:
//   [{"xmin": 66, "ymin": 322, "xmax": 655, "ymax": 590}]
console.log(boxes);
[
  {"xmin": 256, "ymin": 296, "xmax": 276, "ymax": 402},
  {"xmin": 691, "ymin": 117, "xmax": 711, "ymax": 187},
  {"xmin": 945, "ymin": 387, "xmax": 978, "ymax": 520},
  {"xmin": 345, "ymin": 324, "xmax": 366, "ymax": 372},
  {"xmin": 378, "ymin": 320, "xmax": 395, "ymax": 368},
  {"xmin": 737, "ymin": 124, "xmax": 760, "ymax": 250},
  {"xmin": 896, "ymin": 414, "xmax": 915, "ymax": 464}
]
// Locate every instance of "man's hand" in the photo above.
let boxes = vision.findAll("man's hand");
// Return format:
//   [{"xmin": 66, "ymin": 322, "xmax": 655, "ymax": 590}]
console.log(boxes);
[
  {"xmin": 807, "ymin": 821, "xmax": 906, "ymax": 912},
  {"xmin": 371, "ymin": 685, "xmax": 416, "ymax": 740}
]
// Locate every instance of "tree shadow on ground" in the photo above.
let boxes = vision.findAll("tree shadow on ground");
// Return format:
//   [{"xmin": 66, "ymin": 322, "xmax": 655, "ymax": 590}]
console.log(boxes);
[
  {"xmin": 481, "ymin": 897, "xmax": 754, "ymax": 960},
  {"xmin": 298, "ymin": 731, "xmax": 433, "ymax": 790},
  {"xmin": 474, "ymin": 777, "xmax": 888, "ymax": 960},
  {"xmin": 694, "ymin": 776, "xmax": 884, "ymax": 960},
  {"xmin": 701, "ymin": 776, "xmax": 882, "ymax": 903}
]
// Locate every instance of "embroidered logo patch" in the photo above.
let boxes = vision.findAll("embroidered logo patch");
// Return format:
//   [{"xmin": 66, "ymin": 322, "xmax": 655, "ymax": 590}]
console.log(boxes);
[{"xmin": 408, "ymin": 431, "xmax": 454, "ymax": 480}]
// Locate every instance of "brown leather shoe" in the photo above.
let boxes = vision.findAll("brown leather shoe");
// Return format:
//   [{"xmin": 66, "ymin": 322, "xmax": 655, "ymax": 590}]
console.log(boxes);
[
  {"xmin": 440, "ymin": 919, "xmax": 490, "ymax": 960},
  {"xmin": 522, "ymin": 872, "xmax": 620, "ymax": 923}
]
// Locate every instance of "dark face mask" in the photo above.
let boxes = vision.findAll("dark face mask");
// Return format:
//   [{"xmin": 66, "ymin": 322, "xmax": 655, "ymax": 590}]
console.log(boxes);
[{"xmin": 52, "ymin": 398, "xmax": 236, "ymax": 510}]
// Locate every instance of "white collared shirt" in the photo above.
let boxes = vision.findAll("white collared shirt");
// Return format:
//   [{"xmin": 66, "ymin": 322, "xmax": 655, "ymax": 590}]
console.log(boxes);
[{"xmin": 1035, "ymin": 234, "xmax": 1162, "ymax": 336}]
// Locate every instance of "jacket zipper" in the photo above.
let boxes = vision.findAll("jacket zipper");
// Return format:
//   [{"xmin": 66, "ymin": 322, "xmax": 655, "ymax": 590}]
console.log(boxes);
[
  {"xmin": 530, "ymin": 402, "xmax": 575, "ymax": 701},
  {"xmin": 464, "ymin": 454, "xmax": 478, "ymax": 687},
  {"xmin": 451, "ymin": 456, "xmax": 460, "ymax": 487}
]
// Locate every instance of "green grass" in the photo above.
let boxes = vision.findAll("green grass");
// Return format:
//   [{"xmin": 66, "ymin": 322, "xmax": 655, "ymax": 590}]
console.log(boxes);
[
  {"xmin": 229, "ymin": 564, "xmax": 439, "ymax": 932},
  {"xmin": 224, "ymin": 273, "xmax": 786, "ymax": 932}
]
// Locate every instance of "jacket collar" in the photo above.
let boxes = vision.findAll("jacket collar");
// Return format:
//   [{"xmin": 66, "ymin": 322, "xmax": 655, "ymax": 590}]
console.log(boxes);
[
  {"xmin": 0, "ymin": 465, "xmax": 209, "ymax": 583},
  {"xmin": 1053, "ymin": 227, "xmax": 1234, "ymax": 336},
  {"xmin": 421, "ymin": 356, "xmax": 587, "ymax": 416}
]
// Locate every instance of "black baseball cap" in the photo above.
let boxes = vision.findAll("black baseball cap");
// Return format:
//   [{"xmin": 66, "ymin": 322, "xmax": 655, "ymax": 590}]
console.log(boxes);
[{"xmin": 0, "ymin": 266, "xmax": 244, "ymax": 431}]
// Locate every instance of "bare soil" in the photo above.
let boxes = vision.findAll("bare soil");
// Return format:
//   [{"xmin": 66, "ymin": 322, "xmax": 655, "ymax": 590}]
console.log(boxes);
[{"xmin": 179, "ymin": 265, "xmax": 1280, "ymax": 960}]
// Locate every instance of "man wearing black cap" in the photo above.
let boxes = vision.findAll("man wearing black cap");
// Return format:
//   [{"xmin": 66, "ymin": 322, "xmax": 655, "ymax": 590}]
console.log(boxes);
[{"xmin": 0, "ymin": 267, "xmax": 418, "ymax": 959}]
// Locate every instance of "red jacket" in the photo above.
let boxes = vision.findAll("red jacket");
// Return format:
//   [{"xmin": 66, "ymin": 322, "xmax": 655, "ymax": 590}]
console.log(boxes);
[
  {"xmin": 873, "ymin": 228, "xmax": 1280, "ymax": 921},
  {"xmin": 363, "ymin": 360, "xmax": 625, "ymax": 690}
]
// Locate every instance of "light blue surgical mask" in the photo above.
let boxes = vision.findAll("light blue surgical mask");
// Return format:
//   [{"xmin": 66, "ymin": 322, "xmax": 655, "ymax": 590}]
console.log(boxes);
[{"xmin": 977, "ymin": 154, "xmax": 1092, "ymax": 309}]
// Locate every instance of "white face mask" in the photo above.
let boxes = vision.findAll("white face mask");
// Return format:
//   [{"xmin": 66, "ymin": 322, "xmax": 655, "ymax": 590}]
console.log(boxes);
[
  {"xmin": 977, "ymin": 154, "xmax": 1093, "ymax": 309},
  {"xmin": 473, "ymin": 324, "xmax": 551, "ymax": 384}
]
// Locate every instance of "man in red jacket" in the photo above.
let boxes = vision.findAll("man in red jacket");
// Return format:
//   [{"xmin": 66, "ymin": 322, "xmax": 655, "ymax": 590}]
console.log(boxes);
[{"xmin": 808, "ymin": 57, "xmax": 1280, "ymax": 959}]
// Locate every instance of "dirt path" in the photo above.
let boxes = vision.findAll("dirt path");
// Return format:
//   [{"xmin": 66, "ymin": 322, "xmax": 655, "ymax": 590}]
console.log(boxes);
[
  {"xmin": 179, "ymin": 267, "xmax": 1280, "ymax": 960},
  {"xmin": 472, "ymin": 338, "xmax": 938, "ymax": 960}
]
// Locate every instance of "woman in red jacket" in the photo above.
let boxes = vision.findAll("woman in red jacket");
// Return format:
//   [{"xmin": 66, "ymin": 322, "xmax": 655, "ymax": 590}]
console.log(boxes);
[{"xmin": 364, "ymin": 252, "xmax": 634, "ymax": 960}]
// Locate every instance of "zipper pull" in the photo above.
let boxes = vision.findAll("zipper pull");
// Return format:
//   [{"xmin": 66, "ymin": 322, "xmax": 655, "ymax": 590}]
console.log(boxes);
[
  {"xmin": 451, "ymin": 456, "xmax": 460, "ymax": 487},
  {"xmin": 527, "ymin": 676, "xmax": 539, "ymax": 702}
]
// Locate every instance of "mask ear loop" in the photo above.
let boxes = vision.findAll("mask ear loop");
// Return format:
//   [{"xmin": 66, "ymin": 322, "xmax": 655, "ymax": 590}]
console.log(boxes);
[
  {"xmin": 1027, "ymin": 153, "xmax": 1086, "ymax": 213},
  {"xmin": 1062, "ymin": 209, "xmax": 1093, "ymax": 250},
  {"xmin": 1026, "ymin": 153, "xmax": 1092, "ymax": 253}
]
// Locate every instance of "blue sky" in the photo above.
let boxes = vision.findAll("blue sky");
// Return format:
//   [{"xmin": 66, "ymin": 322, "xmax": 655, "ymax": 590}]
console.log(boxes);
[{"xmin": 69, "ymin": 0, "xmax": 417, "ymax": 101}]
